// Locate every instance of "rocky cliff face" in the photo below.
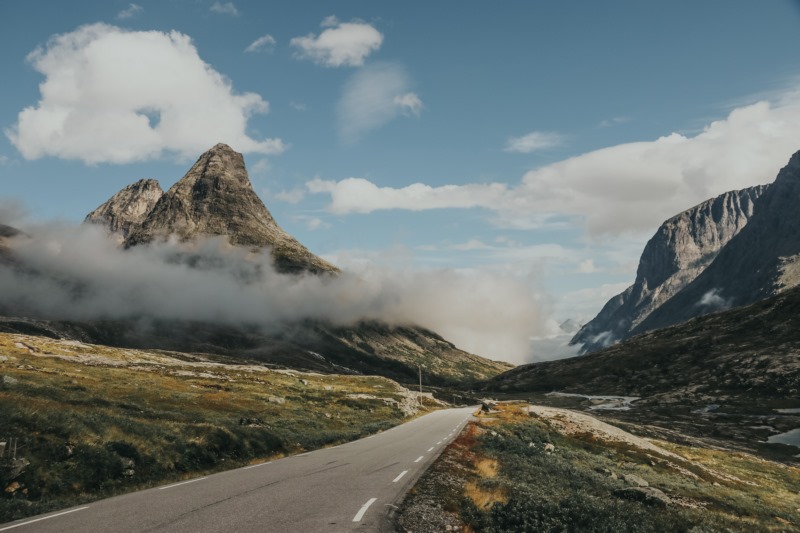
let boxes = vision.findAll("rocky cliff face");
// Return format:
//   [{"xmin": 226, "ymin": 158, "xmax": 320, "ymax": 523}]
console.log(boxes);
[
  {"xmin": 122, "ymin": 143, "xmax": 338, "ymax": 275},
  {"xmin": 572, "ymin": 184, "xmax": 767, "ymax": 353},
  {"xmin": 85, "ymin": 179, "xmax": 163, "ymax": 241},
  {"xmin": 633, "ymin": 150, "xmax": 800, "ymax": 335}
]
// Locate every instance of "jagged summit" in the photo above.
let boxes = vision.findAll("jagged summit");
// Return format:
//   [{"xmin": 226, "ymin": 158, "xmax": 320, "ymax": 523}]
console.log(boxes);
[
  {"xmin": 118, "ymin": 143, "xmax": 338, "ymax": 275},
  {"xmin": 85, "ymin": 178, "xmax": 164, "ymax": 240},
  {"xmin": 633, "ymin": 149, "xmax": 800, "ymax": 334},
  {"xmin": 572, "ymin": 184, "xmax": 767, "ymax": 353}
]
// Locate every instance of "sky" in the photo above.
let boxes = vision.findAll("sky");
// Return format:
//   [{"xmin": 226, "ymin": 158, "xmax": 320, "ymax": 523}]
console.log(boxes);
[{"xmin": 1, "ymin": 1, "xmax": 800, "ymax": 362}]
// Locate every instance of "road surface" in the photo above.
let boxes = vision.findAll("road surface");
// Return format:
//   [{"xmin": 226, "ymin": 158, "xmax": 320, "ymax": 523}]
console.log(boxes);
[{"xmin": 0, "ymin": 406, "xmax": 475, "ymax": 532}]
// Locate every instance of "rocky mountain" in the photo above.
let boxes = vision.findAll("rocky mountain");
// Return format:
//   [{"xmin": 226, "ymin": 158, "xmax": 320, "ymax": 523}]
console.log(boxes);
[
  {"xmin": 0, "ymin": 224, "xmax": 22, "ymax": 239},
  {"xmin": 631, "ymin": 151, "xmax": 800, "ymax": 335},
  {"xmin": 572, "ymin": 184, "xmax": 767, "ymax": 353},
  {"xmin": 0, "ymin": 143, "xmax": 511, "ymax": 385},
  {"xmin": 483, "ymin": 280, "xmax": 800, "ymax": 403},
  {"xmin": 84, "ymin": 179, "xmax": 163, "ymax": 240},
  {"xmin": 558, "ymin": 319, "xmax": 582, "ymax": 335},
  {"xmin": 123, "ymin": 143, "xmax": 337, "ymax": 275},
  {"xmin": 0, "ymin": 224, "xmax": 24, "ymax": 259}
]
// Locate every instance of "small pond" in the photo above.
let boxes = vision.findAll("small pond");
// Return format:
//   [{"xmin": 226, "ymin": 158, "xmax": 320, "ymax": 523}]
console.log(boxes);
[{"xmin": 767, "ymin": 428, "xmax": 800, "ymax": 448}]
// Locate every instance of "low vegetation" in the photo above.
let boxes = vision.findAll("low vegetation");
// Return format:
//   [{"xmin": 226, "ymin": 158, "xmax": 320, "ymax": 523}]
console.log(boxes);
[
  {"xmin": 398, "ymin": 402, "xmax": 800, "ymax": 532},
  {"xmin": 0, "ymin": 333, "xmax": 438, "ymax": 523}
]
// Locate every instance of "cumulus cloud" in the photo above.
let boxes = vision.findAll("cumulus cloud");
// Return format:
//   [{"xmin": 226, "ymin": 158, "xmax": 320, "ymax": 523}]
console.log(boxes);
[
  {"xmin": 0, "ymin": 222, "xmax": 547, "ymax": 363},
  {"xmin": 116, "ymin": 3, "xmax": 143, "ymax": 19},
  {"xmin": 6, "ymin": 23, "xmax": 284, "ymax": 164},
  {"xmin": 311, "ymin": 95, "xmax": 800, "ymax": 236},
  {"xmin": 504, "ymin": 131, "xmax": 563, "ymax": 153},
  {"xmin": 210, "ymin": 2, "xmax": 239, "ymax": 16},
  {"xmin": 307, "ymin": 177, "xmax": 506, "ymax": 213},
  {"xmin": 245, "ymin": 34, "xmax": 276, "ymax": 53},
  {"xmin": 290, "ymin": 17, "xmax": 382, "ymax": 67}
]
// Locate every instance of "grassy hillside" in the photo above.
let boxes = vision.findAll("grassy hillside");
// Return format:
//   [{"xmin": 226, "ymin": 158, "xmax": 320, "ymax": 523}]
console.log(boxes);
[
  {"xmin": 483, "ymin": 283, "xmax": 800, "ymax": 401},
  {"xmin": 0, "ymin": 332, "xmax": 439, "ymax": 522},
  {"xmin": 0, "ymin": 316, "xmax": 513, "ymax": 387},
  {"xmin": 398, "ymin": 402, "xmax": 800, "ymax": 532}
]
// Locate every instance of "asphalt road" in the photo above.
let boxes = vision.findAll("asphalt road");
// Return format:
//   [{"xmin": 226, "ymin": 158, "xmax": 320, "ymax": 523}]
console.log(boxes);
[{"xmin": 0, "ymin": 406, "xmax": 475, "ymax": 533}]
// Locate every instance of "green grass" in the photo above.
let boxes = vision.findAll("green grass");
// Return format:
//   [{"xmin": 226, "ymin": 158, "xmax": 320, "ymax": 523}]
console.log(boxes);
[
  {"xmin": 0, "ymin": 333, "xmax": 437, "ymax": 522},
  {"xmin": 399, "ymin": 403, "xmax": 800, "ymax": 532}
]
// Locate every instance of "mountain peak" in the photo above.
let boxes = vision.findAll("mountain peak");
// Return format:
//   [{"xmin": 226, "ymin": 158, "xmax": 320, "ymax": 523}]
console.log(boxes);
[
  {"xmin": 85, "ymin": 178, "xmax": 164, "ymax": 240},
  {"xmin": 123, "ymin": 143, "xmax": 338, "ymax": 275},
  {"xmin": 572, "ymin": 184, "xmax": 767, "ymax": 352},
  {"xmin": 632, "ymin": 149, "xmax": 800, "ymax": 335}
]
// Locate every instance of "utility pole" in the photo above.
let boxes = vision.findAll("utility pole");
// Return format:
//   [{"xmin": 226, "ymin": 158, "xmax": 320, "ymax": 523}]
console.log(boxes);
[{"xmin": 418, "ymin": 365, "xmax": 422, "ymax": 393}]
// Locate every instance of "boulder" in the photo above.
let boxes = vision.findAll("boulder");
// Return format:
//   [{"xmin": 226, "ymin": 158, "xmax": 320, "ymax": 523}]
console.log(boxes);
[{"xmin": 613, "ymin": 487, "xmax": 671, "ymax": 508}]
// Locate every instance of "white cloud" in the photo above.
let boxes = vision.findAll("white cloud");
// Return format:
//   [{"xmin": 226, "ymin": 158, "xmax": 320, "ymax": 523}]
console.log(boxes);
[
  {"xmin": 320, "ymin": 15, "xmax": 339, "ymax": 28},
  {"xmin": 450, "ymin": 239, "xmax": 492, "ymax": 251},
  {"xmin": 310, "ymin": 94, "xmax": 800, "ymax": 237},
  {"xmin": 245, "ymin": 34, "xmax": 276, "ymax": 53},
  {"xmin": 696, "ymin": 288, "xmax": 731, "ymax": 311},
  {"xmin": 6, "ymin": 23, "xmax": 285, "ymax": 164},
  {"xmin": 1, "ymin": 223, "xmax": 548, "ymax": 363},
  {"xmin": 274, "ymin": 188, "xmax": 305, "ymax": 204},
  {"xmin": 335, "ymin": 63, "xmax": 423, "ymax": 143},
  {"xmin": 116, "ymin": 3, "xmax": 143, "ymax": 19},
  {"xmin": 210, "ymin": 2, "xmax": 239, "ymax": 16},
  {"xmin": 290, "ymin": 101, "xmax": 309, "ymax": 112},
  {"xmin": 504, "ymin": 131, "xmax": 563, "ymax": 153},
  {"xmin": 307, "ymin": 177, "xmax": 506, "ymax": 214},
  {"xmin": 290, "ymin": 18, "xmax": 382, "ymax": 67},
  {"xmin": 393, "ymin": 92, "xmax": 423, "ymax": 117},
  {"xmin": 293, "ymin": 215, "xmax": 330, "ymax": 231}
]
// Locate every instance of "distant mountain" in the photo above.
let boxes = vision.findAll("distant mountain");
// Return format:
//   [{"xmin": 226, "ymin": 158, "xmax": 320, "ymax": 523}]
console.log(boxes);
[
  {"xmin": 558, "ymin": 319, "xmax": 582, "ymax": 335},
  {"xmin": 85, "ymin": 178, "xmax": 163, "ymax": 241},
  {"xmin": 632, "ymin": 150, "xmax": 800, "ymax": 335},
  {"xmin": 572, "ymin": 184, "xmax": 766, "ymax": 353},
  {"xmin": 122, "ymin": 143, "xmax": 338, "ymax": 275},
  {"xmin": 0, "ymin": 224, "xmax": 24, "ymax": 258},
  {"xmin": 482, "ymin": 281, "xmax": 800, "ymax": 402},
  {"xmin": 0, "ymin": 315, "xmax": 511, "ymax": 386},
  {"xmin": 0, "ymin": 224, "xmax": 22, "ymax": 239},
  {"xmin": 0, "ymin": 143, "xmax": 511, "ymax": 385}
]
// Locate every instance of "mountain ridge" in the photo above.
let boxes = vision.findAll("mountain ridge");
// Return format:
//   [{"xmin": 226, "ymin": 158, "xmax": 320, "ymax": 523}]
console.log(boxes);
[
  {"xmin": 572, "ymin": 184, "xmax": 767, "ymax": 353},
  {"xmin": 118, "ymin": 143, "xmax": 338, "ymax": 275},
  {"xmin": 85, "ymin": 178, "xmax": 164, "ymax": 240},
  {"xmin": 633, "ymin": 150, "xmax": 800, "ymax": 335}
]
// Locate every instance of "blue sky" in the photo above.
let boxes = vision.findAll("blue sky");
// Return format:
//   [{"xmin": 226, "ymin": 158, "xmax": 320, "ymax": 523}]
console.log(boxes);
[{"xmin": 2, "ymin": 1, "xmax": 800, "ymax": 360}]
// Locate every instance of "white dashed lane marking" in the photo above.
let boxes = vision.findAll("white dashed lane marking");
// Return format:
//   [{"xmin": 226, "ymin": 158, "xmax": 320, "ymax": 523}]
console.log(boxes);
[
  {"xmin": 414, "ymin": 456, "xmax": 424, "ymax": 463},
  {"xmin": 393, "ymin": 470, "xmax": 408, "ymax": 482},
  {"xmin": 353, "ymin": 498, "xmax": 377, "ymax": 522}
]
